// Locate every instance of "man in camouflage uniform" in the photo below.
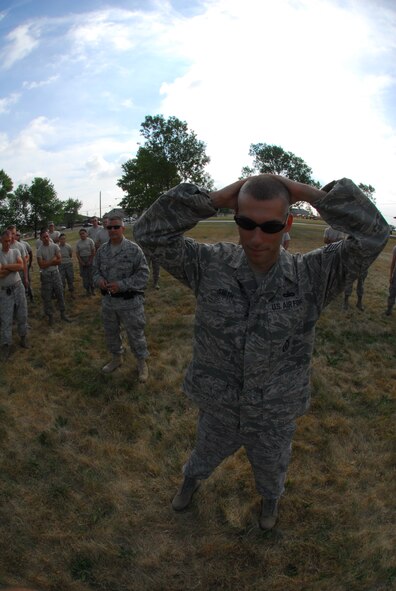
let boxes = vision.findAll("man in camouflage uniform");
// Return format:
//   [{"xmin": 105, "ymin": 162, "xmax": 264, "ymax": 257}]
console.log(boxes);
[
  {"xmin": 48, "ymin": 222, "xmax": 60, "ymax": 244},
  {"xmin": 95, "ymin": 217, "xmax": 110, "ymax": 250},
  {"xmin": 16, "ymin": 231, "xmax": 34, "ymax": 302},
  {"xmin": 0, "ymin": 230, "xmax": 29, "ymax": 360},
  {"xmin": 58, "ymin": 233, "xmax": 75, "ymax": 298},
  {"xmin": 141, "ymin": 247, "xmax": 161, "ymax": 289},
  {"xmin": 37, "ymin": 229, "xmax": 71, "ymax": 325},
  {"xmin": 323, "ymin": 225, "xmax": 368, "ymax": 310},
  {"xmin": 93, "ymin": 216, "xmax": 150, "ymax": 382},
  {"xmin": 88, "ymin": 217, "xmax": 102, "ymax": 246},
  {"xmin": 76, "ymin": 228, "xmax": 95, "ymax": 296},
  {"xmin": 385, "ymin": 244, "xmax": 396, "ymax": 315},
  {"xmin": 134, "ymin": 175, "xmax": 389, "ymax": 530}
]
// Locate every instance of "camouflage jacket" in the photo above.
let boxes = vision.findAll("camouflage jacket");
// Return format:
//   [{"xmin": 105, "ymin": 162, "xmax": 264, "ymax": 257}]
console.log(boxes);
[
  {"xmin": 134, "ymin": 179, "xmax": 389, "ymax": 432},
  {"xmin": 93, "ymin": 238, "xmax": 149, "ymax": 294}
]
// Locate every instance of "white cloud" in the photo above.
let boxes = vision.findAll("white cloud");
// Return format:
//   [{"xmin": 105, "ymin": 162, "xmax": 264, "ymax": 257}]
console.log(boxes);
[
  {"xmin": 0, "ymin": 116, "xmax": 140, "ymax": 215},
  {"xmin": 22, "ymin": 75, "xmax": 59, "ymax": 89},
  {"xmin": 1, "ymin": 22, "xmax": 41, "ymax": 69},
  {"xmin": 156, "ymin": 0, "xmax": 396, "ymax": 220},
  {"xmin": 0, "ymin": 92, "xmax": 20, "ymax": 113},
  {"xmin": 121, "ymin": 98, "xmax": 134, "ymax": 109},
  {"xmin": 85, "ymin": 155, "xmax": 121, "ymax": 179}
]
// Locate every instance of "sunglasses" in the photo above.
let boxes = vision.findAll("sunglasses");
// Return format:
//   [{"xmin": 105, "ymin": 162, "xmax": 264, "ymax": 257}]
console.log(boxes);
[
  {"xmin": 107, "ymin": 225, "xmax": 123, "ymax": 230},
  {"xmin": 234, "ymin": 214, "xmax": 288, "ymax": 234}
]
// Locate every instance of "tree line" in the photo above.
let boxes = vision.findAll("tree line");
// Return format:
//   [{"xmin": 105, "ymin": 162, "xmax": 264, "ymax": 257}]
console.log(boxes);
[
  {"xmin": 1, "ymin": 113, "xmax": 376, "ymax": 232},
  {"xmin": 0, "ymin": 172, "xmax": 82, "ymax": 236},
  {"xmin": 118, "ymin": 115, "xmax": 375, "ymax": 214}
]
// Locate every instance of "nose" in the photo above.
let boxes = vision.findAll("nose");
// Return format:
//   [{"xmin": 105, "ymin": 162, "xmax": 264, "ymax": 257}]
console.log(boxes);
[{"xmin": 250, "ymin": 227, "xmax": 265, "ymax": 247}]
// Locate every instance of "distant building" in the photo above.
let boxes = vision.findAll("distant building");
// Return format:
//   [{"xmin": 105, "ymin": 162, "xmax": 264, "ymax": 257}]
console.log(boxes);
[{"xmin": 104, "ymin": 208, "xmax": 126, "ymax": 219}]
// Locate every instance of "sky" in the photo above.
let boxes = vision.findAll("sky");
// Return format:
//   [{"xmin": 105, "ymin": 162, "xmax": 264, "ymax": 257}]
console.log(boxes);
[{"xmin": 0, "ymin": 0, "xmax": 395, "ymax": 223}]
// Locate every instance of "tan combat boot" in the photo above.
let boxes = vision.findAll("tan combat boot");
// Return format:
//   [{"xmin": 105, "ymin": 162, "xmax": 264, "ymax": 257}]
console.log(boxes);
[
  {"xmin": 259, "ymin": 498, "xmax": 279, "ymax": 530},
  {"xmin": 102, "ymin": 354, "xmax": 123, "ymax": 374},
  {"xmin": 137, "ymin": 358, "xmax": 149, "ymax": 383},
  {"xmin": 20, "ymin": 335, "xmax": 30, "ymax": 349},
  {"xmin": 171, "ymin": 477, "xmax": 200, "ymax": 511}
]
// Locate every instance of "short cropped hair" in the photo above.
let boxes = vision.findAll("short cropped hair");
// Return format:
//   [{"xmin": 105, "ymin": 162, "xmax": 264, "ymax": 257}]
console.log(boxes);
[
  {"xmin": 239, "ymin": 176, "xmax": 291, "ymax": 204},
  {"xmin": 108, "ymin": 216, "xmax": 124, "ymax": 226}
]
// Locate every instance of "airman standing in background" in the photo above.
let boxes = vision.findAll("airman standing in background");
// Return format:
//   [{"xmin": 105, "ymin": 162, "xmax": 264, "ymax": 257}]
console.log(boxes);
[
  {"xmin": 323, "ymin": 225, "xmax": 367, "ymax": 310},
  {"xmin": 88, "ymin": 217, "xmax": 102, "ymax": 247},
  {"xmin": 0, "ymin": 230, "xmax": 29, "ymax": 360},
  {"xmin": 95, "ymin": 217, "xmax": 110, "ymax": 250},
  {"xmin": 37, "ymin": 229, "xmax": 71, "ymax": 325},
  {"xmin": 58, "ymin": 233, "xmax": 75, "ymax": 299},
  {"xmin": 76, "ymin": 228, "xmax": 95, "ymax": 296},
  {"xmin": 16, "ymin": 231, "xmax": 34, "ymax": 303},
  {"xmin": 93, "ymin": 216, "xmax": 150, "ymax": 381},
  {"xmin": 48, "ymin": 222, "xmax": 60, "ymax": 244}
]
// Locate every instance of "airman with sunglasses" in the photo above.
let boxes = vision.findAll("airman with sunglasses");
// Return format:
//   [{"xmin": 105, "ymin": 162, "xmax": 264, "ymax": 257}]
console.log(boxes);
[
  {"xmin": 134, "ymin": 174, "xmax": 389, "ymax": 530},
  {"xmin": 93, "ymin": 216, "xmax": 150, "ymax": 382}
]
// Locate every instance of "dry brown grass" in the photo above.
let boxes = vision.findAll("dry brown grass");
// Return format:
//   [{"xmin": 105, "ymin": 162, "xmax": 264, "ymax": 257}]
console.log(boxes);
[{"xmin": 0, "ymin": 223, "xmax": 395, "ymax": 591}]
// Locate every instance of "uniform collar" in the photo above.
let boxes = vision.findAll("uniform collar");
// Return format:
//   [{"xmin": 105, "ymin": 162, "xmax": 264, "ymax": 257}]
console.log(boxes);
[{"xmin": 230, "ymin": 246, "xmax": 297, "ymax": 284}]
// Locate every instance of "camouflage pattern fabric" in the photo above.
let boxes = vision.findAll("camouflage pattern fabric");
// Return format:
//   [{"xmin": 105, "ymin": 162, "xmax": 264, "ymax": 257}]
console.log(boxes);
[
  {"xmin": 0, "ymin": 281, "xmax": 28, "ymax": 346},
  {"xmin": 141, "ymin": 248, "xmax": 160, "ymax": 287},
  {"xmin": 93, "ymin": 238, "xmax": 149, "ymax": 359},
  {"xmin": 40, "ymin": 271, "xmax": 65, "ymax": 317},
  {"xmin": 344, "ymin": 267, "xmax": 369, "ymax": 298},
  {"xmin": 184, "ymin": 410, "xmax": 295, "ymax": 498},
  {"xmin": 59, "ymin": 262, "xmax": 74, "ymax": 292},
  {"xmin": 134, "ymin": 179, "xmax": 389, "ymax": 434}
]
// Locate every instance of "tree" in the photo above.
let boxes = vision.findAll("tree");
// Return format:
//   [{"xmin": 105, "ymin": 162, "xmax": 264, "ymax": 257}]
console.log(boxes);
[
  {"xmin": 242, "ymin": 143, "xmax": 320, "ymax": 185},
  {"xmin": 118, "ymin": 115, "xmax": 214, "ymax": 213},
  {"xmin": 0, "ymin": 169, "xmax": 14, "ymax": 226},
  {"xmin": 241, "ymin": 143, "xmax": 320, "ymax": 209},
  {"xmin": 62, "ymin": 198, "xmax": 82, "ymax": 228},
  {"xmin": 358, "ymin": 183, "xmax": 376, "ymax": 204},
  {"xmin": 9, "ymin": 177, "xmax": 62, "ymax": 236},
  {"xmin": 0, "ymin": 169, "xmax": 13, "ymax": 202}
]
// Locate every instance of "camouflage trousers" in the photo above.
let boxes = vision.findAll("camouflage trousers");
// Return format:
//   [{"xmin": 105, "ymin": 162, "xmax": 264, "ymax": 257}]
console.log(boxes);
[
  {"xmin": 40, "ymin": 271, "xmax": 65, "ymax": 317},
  {"xmin": 60, "ymin": 262, "xmax": 74, "ymax": 292},
  {"xmin": 101, "ymin": 295, "xmax": 149, "ymax": 359},
  {"xmin": 344, "ymin": 268, "xmax": 368, "ymax": 298},
  {"xmin": 79, "ymin": 263, "xmax": 94, "ymax": 292},
  {"xmin": 145, "ymin": 253, "xmax": 160, "ymax": 287},
  {"xmin": 387, "ymin": 272, "xmax": 396, "ymax": 311},
  {"xmin": 0, "ymin": 281, "xmax": 28, "ymax": 346},
  {"xmin": 183, "ymin": 410, "xmax": 296, "ymax": 499}
]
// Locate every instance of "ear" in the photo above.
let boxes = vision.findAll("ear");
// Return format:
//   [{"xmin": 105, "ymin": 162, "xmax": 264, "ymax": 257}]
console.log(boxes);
[{"xmin": 286, "ymin": 213, "xmax": 293, "ymax": 231}]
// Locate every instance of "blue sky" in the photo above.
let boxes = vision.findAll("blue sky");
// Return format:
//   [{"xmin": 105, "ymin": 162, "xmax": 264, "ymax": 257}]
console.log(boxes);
[{"xmin": 1, "ymin": 0, "xmax": 395, "ymax": 222}]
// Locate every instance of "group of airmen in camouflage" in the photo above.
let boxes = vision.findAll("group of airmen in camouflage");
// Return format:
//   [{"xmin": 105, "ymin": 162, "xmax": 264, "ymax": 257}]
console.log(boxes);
[{"xmin": 0, "ymin": 174, "xmax": 393, "ymax": 530}]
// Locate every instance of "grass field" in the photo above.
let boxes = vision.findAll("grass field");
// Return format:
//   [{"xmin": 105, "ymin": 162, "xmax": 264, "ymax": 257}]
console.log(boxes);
[{"xmin": 0, "ymin": 220, "xmax": 395, "ymax": 591}]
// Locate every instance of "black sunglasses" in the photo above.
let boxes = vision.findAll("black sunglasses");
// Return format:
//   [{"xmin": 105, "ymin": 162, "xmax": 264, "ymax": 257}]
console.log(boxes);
[
  {"xmin": 234, "ymin": 214, "xmax": 288, "ymax": 234},
  {"xmin": 107, "ymin": 225, "xmax": 122, "ymax": 230}
]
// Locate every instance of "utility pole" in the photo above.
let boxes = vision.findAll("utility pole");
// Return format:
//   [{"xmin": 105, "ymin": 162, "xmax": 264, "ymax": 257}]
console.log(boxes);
[{"xmin": 99, "ymin": 190, "xmax": 102, "ymax": 219}]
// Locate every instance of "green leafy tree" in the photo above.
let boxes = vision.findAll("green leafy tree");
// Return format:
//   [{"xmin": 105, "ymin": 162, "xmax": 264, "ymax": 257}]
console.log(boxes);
[
  {"xmin": 10, "ymin": 177, "xmax": 62, "ymax": 236},
  {"xmin": 241, "ymin": 143, "xmax": 320, "ymax": 210},
  {"xmin": 0, "ymin": 169, "xmax": 14, "ymax": 226},
  {"xmin": 62, "ymin": 197, "xmax": 83, "ymax": 229},
  {"xmin": 242, "ymin": 143, "xmax": 319, "ymax": 186},
  {"xmin": 118, "ymin": 115, "xmax": 213, "ymax": 213},
  {"xmin": 358, "ymin": 183, "xmax": 376, "ymax": 204},
  {"xmin": 5, "ymin": 184, "xmax": 31, "ymax": 230}
]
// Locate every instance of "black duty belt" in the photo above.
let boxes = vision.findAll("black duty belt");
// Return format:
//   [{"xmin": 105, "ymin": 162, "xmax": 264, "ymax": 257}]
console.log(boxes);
[
  {"xmin": 0, "ymin": 281, "xmax": 22, "ymax": 294},
  {"xmin": 100, "ymin": 289, "xmax": 143, "ymax": 299}
]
